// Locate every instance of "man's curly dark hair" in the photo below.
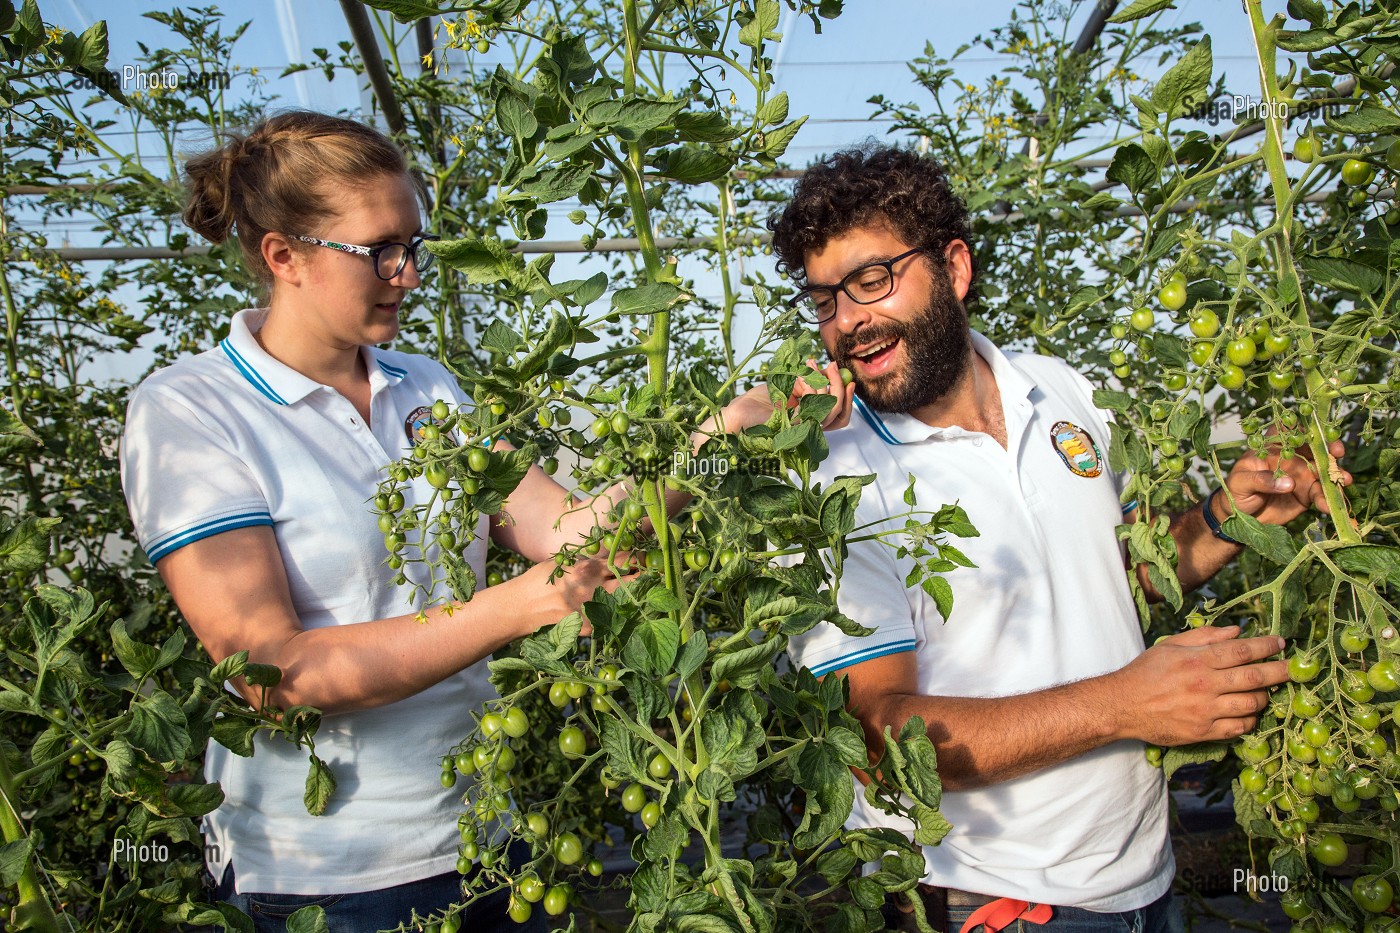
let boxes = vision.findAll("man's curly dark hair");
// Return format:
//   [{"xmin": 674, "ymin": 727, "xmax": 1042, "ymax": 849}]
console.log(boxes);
[{"xmin": 768, "ymin": 143, "xmax": 978, "ymax": 305}]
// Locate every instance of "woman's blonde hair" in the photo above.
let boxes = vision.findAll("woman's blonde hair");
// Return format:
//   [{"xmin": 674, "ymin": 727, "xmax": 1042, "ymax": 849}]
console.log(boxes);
[{"xmin": 182, "ymin": 111, "xmax": 411, "ymax": 287}]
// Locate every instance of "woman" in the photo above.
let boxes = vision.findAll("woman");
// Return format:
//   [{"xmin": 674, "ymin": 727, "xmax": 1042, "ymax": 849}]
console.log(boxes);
[{"xmin": 121, "ymin": 111, "xmax": 851, "ymax": 933}]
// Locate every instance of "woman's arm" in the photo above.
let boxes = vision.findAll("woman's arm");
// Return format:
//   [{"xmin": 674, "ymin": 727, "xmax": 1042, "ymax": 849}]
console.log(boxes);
[{"xmin": 159, "ymin": 525, "xmax": 620, "ymax": 715}]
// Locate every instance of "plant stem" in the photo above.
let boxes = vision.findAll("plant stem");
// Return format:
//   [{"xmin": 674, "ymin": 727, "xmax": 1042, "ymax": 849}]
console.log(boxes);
[
  {"xmin": 0, "ymin": 750, "xmax": 60, "ymax": 933},
  {"xmin": 1244, "ymin": 0, "xmax": 1360, "ymax": 545}
]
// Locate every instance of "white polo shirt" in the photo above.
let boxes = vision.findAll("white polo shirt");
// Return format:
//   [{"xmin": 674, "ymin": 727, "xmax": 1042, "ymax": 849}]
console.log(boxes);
[
  {"xmin": 788, "ymin": 331, "xmax": 1173, "ymax": 912},
  {"xmin": 121, "ymin": 308, "xmax": 491, "ymax": 895}
]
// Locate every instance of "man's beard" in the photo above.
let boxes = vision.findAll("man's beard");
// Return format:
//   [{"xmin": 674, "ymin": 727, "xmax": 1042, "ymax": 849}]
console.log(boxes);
[{"xmin": 834, "ymin": 272, "xmax": 972, "ymax": 415}]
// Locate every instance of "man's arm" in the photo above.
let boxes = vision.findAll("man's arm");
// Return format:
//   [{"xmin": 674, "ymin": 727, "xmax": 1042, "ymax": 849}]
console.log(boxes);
[
  {"xmin": 1135, "ymin": 438, "xmax": 1350, "ymax": 600},
  {"xmin": 843, "ymin": 625, "xmax": 1289, "ymax": 791}
]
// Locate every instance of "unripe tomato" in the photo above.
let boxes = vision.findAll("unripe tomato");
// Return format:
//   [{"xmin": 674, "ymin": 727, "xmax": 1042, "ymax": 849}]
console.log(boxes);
[
  {"xmin": 508, "ymin": 899, "xmax": 533, "ymax": 924},
  {"xmin": 1263, "ymin": 333, "xmax": 1292, "ymax": 355},
  {"xmin": 1157, "ymin": 283, "xmax": 1187, "ymax": 313},
  {"xmin": 640, "ymin": 801, "xmax": 662, "ymax": 828},
  {"xmin": 1268, "ymin": 369, "xmax": 1294, "ymax": 392},
  {"xmin": 1343, "ymin": 671, "xmax": 1376, "ymax": 702},
  {"xmin": 440, "ymin": 770, "xmax": 457, "ymax": 788},
  {"xmin": 565, "ymin": 680, "xmax": 589, "ymax": 699},
  {"xmin": 586, "ymin": 858, "xmax": 604, "ymax": 877},
  {"xmin": 839, "ymin": 367, "xmax": 854, "ymax": 385},
  {"xmin": 1302, "ymin": 720, "xmax": 1331, "ymax": 747},
  {"xmin": 1280, "ymin": 889, "xmax": 1310, "ymax": 920},
  {"xmin": 1342, "ymin": 158, "xmax": 1377, "ymax": 187},
  {"xmin": 1367, "ymin": 659, "xmax": 1400, "ymax": 693},
  {"xmin": 591, "ymin": 416, "xmax": 611, "ymax": 438},
  {"xmin": 1131, "ymin": 307, "xmax": 1157, "ymax": 331},
  {"xmin": 1190, "ymin": 341, "xmax": 1214, "ymax": 366},
  {"xmin": 543, "ymin": 885, "xmax": 570, "ymax": 916},
  {"xmin": 1340, "ymin": 625, "xmax": 1371, "ymax": 653},
  {"xmin": 468, "ymin": 447, "xmax": 491, "ymax": 472},
  {"xmin": 495, "ymin": 745, "xmax": 517, "ymax": 772},
  {"xmin": 554, "ymin": 831, "xmax": 583, "ymax": 865},
  {"xmin": 455, "ymin": 751, "xmax": 477, "ymax": 776},
  {"xmin": 1239, "ymin": 767, "xmax": 1266, "ymax": 793},
  {"xmin": 1110, "ymin": 323, "xmax": 1129, "ymax": 339},
  {"xmin": 610, "ymin": 411, "xmax": 630, "ymax": 435},
  {"xmin": 559, "ymin": 726, "xmax": 586, "ymax": 757},
  {"xmin": 1353, "ymin": 704, "xmax": 1382, "ymax": 731},
  {"xmin": 518, "ymin": 873, "xmax": 545, "ymax": 903},
  {"xmin": 1217, "ymin": 365, "xmax": 1246, "ymax": 390},
  {"xmin": 1288, "ymin": 652, "xmax": 1322, "ymax": 682},
  {"xmin": 548, "ymin": 682, "xmax": 571, "ymax": 708},
  {"xmin": 1189, "ymin": 309, "xmax": 1220, "ymax": 338},
  {"xmin": 432, "ymin": 400, "xmax": 450, "ymax": 420},
  {"xmin": 1353, "ymin": 875, "xmax": 1394, "ymax": 913},
  {"xmin": 542, "ymin": 456, "xmax": 559, "ymax": 475},
  {"xmin": 503, "ymin": 707, "xmax": 530, "ymax": 738},
  {"xmin": 480, "ymin": 712, "xmax": 505, "ymax": 739},
  {"xmin": 1293, "ymin": 136, "xmax": 1316, "ymax": 163},
  {"xmin": 1292, "ymin": 690, "xmax": 1322, "ymax": 717},
  {"xmin": 620, "ymin": 783, "xmax": 646, "ymax": 813},
  {"xmin": 1226, "ymin": 339, "xmax": 1257, "ymax": 366},
  {"xmin": 525, "ymin": 812, "xmax": 549, "ymax": 837},
  {"xmin": 647, "ymin": 754, "xmax": 673, "ymax": 780}
]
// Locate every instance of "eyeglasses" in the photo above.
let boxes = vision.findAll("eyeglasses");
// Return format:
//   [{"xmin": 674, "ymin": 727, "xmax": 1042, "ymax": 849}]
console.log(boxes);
[
  {"xmin": 292, "ymin": 234, "xmax": 439, "ymax": 281},
  {"xmin": 788, "ymin": 247, "xmax": 927, "ymax": 324}
]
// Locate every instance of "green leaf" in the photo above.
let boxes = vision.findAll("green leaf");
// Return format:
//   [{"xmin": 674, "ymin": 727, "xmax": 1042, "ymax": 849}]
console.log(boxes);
[
  {"xmin": 922, "ymin": 576, "xmax": 954, "ymax": 621},
  {"xmin": 1060, "ymin": 285, "xmax": 1100, "ymax": 320},
  {"xmin": 1276, "ymin": 28, "xmax": 1338, "ymax": 53},
  {"xmin": 711, "ymin": 637, "xmax": 777, "ymax": 687},
  {"xmin": 122, "ymin": 689, "xmax": 190, "ymax": 762},
  {"xmin": 1161, "ymin": 741, "xmax": 1227, "ymax": 780},
  {"xmin": 739, "ymin": 0, "xmax": 781, "ymax": 49},
  {"xmin": 286, "ymin": 905, "xmax": 331, "ymax": 933},
  {"xmin": 1106, "ymin": 143, "xmax": 1156, "ymax": 195},
  {"xmin": 824, "ymin": 726, "xmax": 868, "ymax": 769},
  {"xmin": 757, "ymin": 92, "xmax": 789, "ymax": 126},
  {"xmin": 522, "ymin": 164, "xmax": 593, "ymax": 203},
  {"xmin": 0, "ymin": 837, "xmax": 33, "ymax": 887},
  {"xmin": 210, "ymin": 650, "xmax": 249, "ymax": 684},
  {"xmin": 661, "ymin": 147, "xmax": 733, "ymax": 184},
  {"xmin": 304, "ymin": 754, "xmax": 336, "ymax": 816},
  {"xmin": 615, "ymin": 97, "xmax": 686, "ymax": 137},
  {"xmin": 1297, "ymin": 254, "xmax": 1384, "ymax": 295},
  {"xmin": 1151, "ymin": 36, "xmax": 1212, "ymax": 120},
  {"xmin": 1323, "ymin": 101, "xmax": 1400, "ymax": 135},
  {"xmin": 762, "ymin": 117, "xmax": 807, "ymax": 159},
  {"xmin": 612, "ymin": 282, "xmax": 686, "ymax": 316},
  {"xmin": 674, "ymin": 112, "xmax": 743, "ymax": 144},
  {"xmin": 165, "ymin": 781, "xmax": 225, "ymax": 817},
  {"xmin": 1220, "ymin": 512, "xmax": 1298, "ymax": 565},
  {"xmin": 0, "ymin": 515, "xmax": 59, "ymax": 575},
  {"xmin": 480, "ymin": 319, "xmax": 525, "ymax": 356},
  {"xmin": 646, "ymin": 586, "xmax": 685, "ymax": 614},
  {"xmin": 210, "ymin": 715, "xmax": 259, "ymax": 757},
  {"xmin": 64, "ymin": 20, "xmax": 110, "ymax": 73},
  {"xmin": 497, "ymin": 90, "xmax": 538, "ymax": 140},
  {"xmin": 1333, "ymin": 545, "xmax": 1400, "ymax": 587},
  {"xmin": 1107, "ymin": 0, "xmax": 1176, "ymax": 23},
  {"xmin": 0, "ymin": 400, "xmax": 41, "ymax": 456},
  {"xmin": 426, "ymin": 236, "xmax": 525, "ymax": 288},
  {"xmin": 1093, "ymin": 389, "xmax": 1134, "ymax": 413},
  {"xmin": 675, "ymin": 631, "xmax": 708, "ymax": 681},
  {"xmin": 358, "ymin": 0, "xmax": 445, "ymax": 23},
  {"xmin": 624, "ymin": 618, "xmax": 681, "ymax": 677},
  {"xmin": 574, "ymin": 271, "xmax": 608, "ymax": 307},
  {"xmin": 110, "ymin": 619, "xmax": 159, "ymax": 680},
  {"xmin": 243, "ymin": 663, "xmax": 282, "ymax": 689}
]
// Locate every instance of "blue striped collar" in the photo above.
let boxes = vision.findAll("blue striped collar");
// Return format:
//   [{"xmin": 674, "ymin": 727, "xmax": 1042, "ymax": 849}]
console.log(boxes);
[
  {"xmin": 853, "ymin": 330, "xmax": 1036, "ymax": 446},
  {"xmin": 220, "ymin": 309, "xmax": 323, "ymax": 407}
]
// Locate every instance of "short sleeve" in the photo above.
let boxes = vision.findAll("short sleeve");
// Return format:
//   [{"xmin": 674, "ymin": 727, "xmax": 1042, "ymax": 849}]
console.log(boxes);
[
  {"xmin": 786, "ymin": 505, "xmax": 919, "ymax": 677},
  {"xmin": 120, "ymin": 383, "xmax": 273, "ymax": 563}
]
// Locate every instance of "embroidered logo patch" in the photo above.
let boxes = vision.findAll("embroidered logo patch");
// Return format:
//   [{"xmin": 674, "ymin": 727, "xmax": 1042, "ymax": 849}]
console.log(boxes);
[
  {"xmin": 404, "ymin": 405, "xmax": 455, "ymax": 446},
  {"xmin": 1050, "ymin": 420, "xmax": 1103, "ymax": 477}
]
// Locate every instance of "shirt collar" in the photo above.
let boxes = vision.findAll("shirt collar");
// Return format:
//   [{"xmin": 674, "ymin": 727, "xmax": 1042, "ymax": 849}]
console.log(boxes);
[
  {"xmin": 853, "ymin": 330, "xmax": 1037, "ymax": 446},
  {"xmin": 219, "ymin": 309, "xmax": 403, "ymax": 406}
]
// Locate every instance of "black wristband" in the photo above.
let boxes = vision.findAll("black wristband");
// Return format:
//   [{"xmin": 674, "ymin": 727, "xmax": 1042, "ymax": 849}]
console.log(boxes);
[{"xmin": 1202, "ymin": 488, "xmax": 1241, "ymax": 545}]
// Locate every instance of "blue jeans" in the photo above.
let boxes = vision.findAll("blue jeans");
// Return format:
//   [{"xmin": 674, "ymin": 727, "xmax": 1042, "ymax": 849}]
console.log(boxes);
[
  {"xmin": 947, "ymin": 890, "xmax": 1184, "ymax": 933},
  {"xmin": 215, "ymin": 858, "xmax": 546, "ymax": 933}
]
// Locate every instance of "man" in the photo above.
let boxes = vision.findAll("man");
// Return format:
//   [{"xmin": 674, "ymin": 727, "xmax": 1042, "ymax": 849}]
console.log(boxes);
[{"xmin": 771, "ymin": 145, "xmax": 1349, "ymax": 933}]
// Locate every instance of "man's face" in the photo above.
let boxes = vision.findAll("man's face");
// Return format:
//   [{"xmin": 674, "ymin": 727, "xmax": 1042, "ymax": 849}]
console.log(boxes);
[{"xmin": 805, "ymin": 224, "xmax": 971, "ymax": 414}]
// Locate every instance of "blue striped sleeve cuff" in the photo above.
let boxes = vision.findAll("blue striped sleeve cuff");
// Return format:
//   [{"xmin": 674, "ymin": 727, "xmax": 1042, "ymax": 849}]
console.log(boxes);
[
  {"xmin": 145, "ymin": 511, "xmax": 275, "ymax": 563},
  {"xmin": 805, "ymin": 639, "xmax": 917, "ymax": 677}
]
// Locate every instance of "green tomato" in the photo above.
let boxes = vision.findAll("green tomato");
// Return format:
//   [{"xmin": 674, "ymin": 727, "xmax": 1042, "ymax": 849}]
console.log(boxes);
[
  {"xmin": 1239, "ymin": 767, "xmax": 1267, "ymax": 794},
  {"xmin": 1132, "ymin": 307, "xmax": 1158, "ymax": 331},
  {"xmin": 495, "ymin": 745, "xmax": 516, "ymax": 772},
  {"xmin": 1353, "ymin": 704, "xmax": 1383, "ymax": 731},
  {"xmin": 559, "ymin": 726, "xmax": 587, "ymax": 758},
  {"xmin": 525, "ymin": 812, "xmax": 549, "ymax": 837},
  {"xmin": 1190, "ymin": 341, "xmax": 1215, "ymax": 366},
  {"xmin": 480, "ymin": 712, "xmax": 505, "ymax": 739},
  {"xmin": 1287, "ymin": 734, "xmax": 1318, "ymax": 764},
  {"xmin": 1293, "ymin": 136, "xmax": 1317, "ymax": 164},
  {"xmin": 620, "ymin": 783, "xmax": 646, "ymax": 813},
  {"xmin": 565, "ymin": 680, "xmax": 589, "ymax": 699},
  {"xmin": 839, "ymin": 367, "xmax": 854, "ymax": 385},
  {"xmin": 1281, "ymin": 889, "xmax": 1311, "ymax": 920},
  {"xmin": 1343, "ymin": 671, "xmax": 1376, "ymax": 703},
  {"xmin": 1264, "ymin": 333, "xmax": 1292, "ymax": 355},
  {"xmin": 455, "ymin": 751, "xmax": 477, "ymax": 776},
  {"xmin": 508, "ymin": 899, "xmax": 533, "ymax": 924},
  {"xmin": 432, "ymin": 400, "xmax": 450, "ymax": 421},
  {"xmin": 440, "ymin": 770, "xmax": 457, "ymax": 788},
  {"xmin": 591, "ymin": 416, "xmax": 611, "ymax": 438},
  {"xmin": 586, "ymin": 858, "xmax": 604, "ymax": 877},
  {"xmin": 548, "ymin": 682, "xmax": 571, "ymax": 708},
  {"xmin": 1288, "ymin": 652, "xmax": 1322, "ymax": 683},
  {"xmin": 1268, "ymin": 369, "xmax": 1294, "ymax": 392},
  {"xmin": 1342, "ymin": 158, "xmax": 1377, "ymax": 187},
  {"xmin": 467, "ymin": 447, "xmax": 491, "ymax": 472},
  {"xmin": 1189, "ymin": 309, "xmax": 1220, "ymax": 338},
  {"xmin": 610, "ymin": 411, "xmax": 631, "ymax": 435},
  {"xmin": 1368, "ymin": 659, "xmax": 1400, "ymax": 693},
  {"xmin": 1157, "ymin": 284, "xmax": 1187, "ymax": 313},
  {"xmin": 1292, "ymin": 690, "xmax": 1322, "ymax": 718},
  {"xmin": 554, "ymin": 831, "xmax": 583, "ymax": 865},
  {"xmin": 640, "ymin": 801, "xmax": 662, "ymax": 829},
  {"xmin": 1340, "ymin": 625, "xmax": 1371, "ymax": 653},
  {"xmin": 1217, "ymin": 364, "xmax": 1246, "ymax": 391},
  {"xmin": 1163, "ymin": 372, "xmax": 1188, "ymax": 392},
  {"xmin": 518, "ymin": 873, "xmax": 545, "ymax": 903},
  {"xmin": 647, "ymin": 754, "xmax": 673, "ymax": 780},
  {"xmin": 541, "ymin": 456, "xmax": 559, "ymax": 476},
  {"xmin": 543, "ymin": 885, "xmax": 570, "ymax": 917},
  {"xmin": 503, "ymin": 706, "xmax": 530, "ymax": 738},
  {"xmin": 1226, "ymin": 338, "xmax": 1257, "ymax": 367},
  {"xmin": 1238, "ymin": 736, "xmax": 1271, "ymax": 765},
  {"xmin": 1353, "ymin": 875, "xmax": 1395, "ymax": 913}
]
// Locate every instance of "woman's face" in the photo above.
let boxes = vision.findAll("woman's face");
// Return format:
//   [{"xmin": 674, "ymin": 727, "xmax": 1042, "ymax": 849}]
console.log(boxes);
[{"xmin": 289, "ymin": 173, "xmax": 425, "ymax": 349}]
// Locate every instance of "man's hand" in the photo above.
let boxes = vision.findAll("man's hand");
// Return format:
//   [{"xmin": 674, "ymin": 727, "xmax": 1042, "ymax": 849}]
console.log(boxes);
[
  {"xmin": 723, "ymin": 359, "xmax": 855, "ymax": 433},
  {"xmin": 1219, "ymin": 437, "xmax": 1351, "ymax": 527},
  {"xmin": 1108, "ymin": 625, "xmax": 1290, "ymax": 746}
]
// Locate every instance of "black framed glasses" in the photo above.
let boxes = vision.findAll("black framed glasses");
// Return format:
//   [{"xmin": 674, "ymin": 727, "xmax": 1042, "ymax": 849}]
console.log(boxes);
[
  {"xmin": 292, "ymin": 233, "xmax": 440, "ymax": 281},
  {"xmin": 788, "ymin": 247, "xmax": 927, "ymax": 324}
]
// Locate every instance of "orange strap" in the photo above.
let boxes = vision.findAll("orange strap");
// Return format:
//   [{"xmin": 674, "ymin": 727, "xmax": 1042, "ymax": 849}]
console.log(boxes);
[{"xmin": 957, "ymin": 898, "xmax": 1053, "ymax": 933}]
